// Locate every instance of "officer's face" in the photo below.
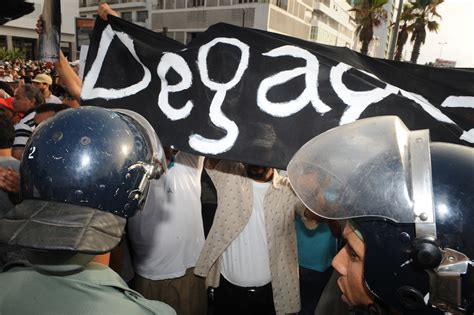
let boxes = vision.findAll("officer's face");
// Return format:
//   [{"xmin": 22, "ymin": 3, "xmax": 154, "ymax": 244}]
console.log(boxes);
[{"xmin": 332, "ymin": 223, "xmax": 374, "ymax": 307}]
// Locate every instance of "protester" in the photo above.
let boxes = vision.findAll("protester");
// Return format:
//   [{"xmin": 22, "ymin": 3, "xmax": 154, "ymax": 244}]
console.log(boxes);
[
  {"xmin": 0, "ymin": 97, "xmax": 20, "ymax": 124},
  {"xmin": 11, "ymin": 83, "xmax": 43, "ymax": 160},
  {"xmin": 0, "ymin": 107, "xmax": 175, "ymax": 314},
  {"xmin": 295, "ymin": 217, "xmax": 339, "ymax": 315},
  {"xmin": 0, "ymin": 81, "xmax": 14, "ymax": 98},
  {"xmin": 195, "ymin": 161, "xmax": 319, "ymax": 315},
  {"xmin": 33, "ymin": 102, "xmax": 70, "ymax": 125},
  {"xmin": 0, "ymin": 114, "xmax": 24, "ymax": 270},
  {"xmin": 31, "ymin": 73, "xmax": 62, "ymax": 104},
  {"xmin": 34, "ymin": 16, "xmax": 82, "ymax": 103},
  {"xmin": 0, "ymin": 114, "xmax": 19, "ymax": 216},
  {"xmin": 128, "ymin": 150, "xmax": 207, "ymax": 315},
  {"xmin": 288, "ymin": 116, "xmax": 474, "ymax": 315},
  {"xmin": 98, "ymin": 2, "xmax": 119, "ymax": 21}
]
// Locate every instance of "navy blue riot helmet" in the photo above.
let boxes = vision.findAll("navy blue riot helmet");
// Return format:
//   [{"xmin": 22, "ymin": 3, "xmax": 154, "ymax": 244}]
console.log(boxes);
[
  {"xmin": 0, "ymin": 107, "xmax": 166, "ymax": 254},
  {"xmin": 288, "ymin": 116, "xmax": 474, "ymax": 314}
]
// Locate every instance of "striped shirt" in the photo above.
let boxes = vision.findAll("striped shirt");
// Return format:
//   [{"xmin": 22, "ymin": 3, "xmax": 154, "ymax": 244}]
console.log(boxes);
[{"xmin": 13, "ymin": 110, "xmax": 36, "ymax": 149}]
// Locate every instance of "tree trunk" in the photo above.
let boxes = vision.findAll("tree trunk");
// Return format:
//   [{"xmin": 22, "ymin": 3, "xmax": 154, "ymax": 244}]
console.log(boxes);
[
  {"xmin": 410, "ymin": 38, "xmax": 422, "ymax": 63},
  {"xmin": 360, "ymin": 40, "xmax": 370, "ymax": 55},
  {"xmin": 394, "ymin": 47, "xmax": 403, "ymax": 61},
  {"xmin": 394, "ymin": 27, "xmax": 408, "ymax": 61}
]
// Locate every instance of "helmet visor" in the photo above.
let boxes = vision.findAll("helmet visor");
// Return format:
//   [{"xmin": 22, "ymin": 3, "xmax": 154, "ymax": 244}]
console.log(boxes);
[{"xmin": 288, "ymin": 116, "xmax": 430, "ymax": 223}]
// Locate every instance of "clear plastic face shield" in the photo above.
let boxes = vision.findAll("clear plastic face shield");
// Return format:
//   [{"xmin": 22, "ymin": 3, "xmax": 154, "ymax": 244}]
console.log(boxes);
[
  {"xmin": 288, "ymin": 116, "xmax": 433, "ymax": 224},
  {"xmin": 287, "ymin": 116, "xmax": 472, "ymax": 314}
]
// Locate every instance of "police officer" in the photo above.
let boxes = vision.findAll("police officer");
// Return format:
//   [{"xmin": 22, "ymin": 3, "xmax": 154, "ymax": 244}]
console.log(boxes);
[
  {"xmin": 287, "ymin": 116, "xmax": 473, "ymax": 315},
  {"xmin": 0, "ymin": 107, "xmax": 175, "ymax": 315}
]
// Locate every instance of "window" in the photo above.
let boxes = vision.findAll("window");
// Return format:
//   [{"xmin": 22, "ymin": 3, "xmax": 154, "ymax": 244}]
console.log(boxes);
[
  {"xmin": 186, "ymin": 32, "xmax": 201, "ymax": 44},
  {"xmin": 137, "ymin": 11, "xmax": 147, "ymax": 22},
  {"xmin": 153, "ymin": 0, "xmax": 164, "ymax": 9},
  {"xmin": 121, "ymin": 11, "xmax": 132, "ymax": 21},
  {"xmin": 276, "ymin": 0, "xmax": 288, "ymax": 10},
  {"xmin": 0, "ymin": 36, "xmax": 7, "ymax": 50},
  {"xmin": 187, "ymin": 0, "xmax": 204, "ymax": 7},
  {"xmin": 175, "ymin": 32, "xmax": 185, "ymax": 44},
  {"xmin": 12, "ymin": 37, "xmax": 36, "ymax": 60},
  {"xmin": 310, "ymin": 26, "xmax": 317, "ymax": 41}
]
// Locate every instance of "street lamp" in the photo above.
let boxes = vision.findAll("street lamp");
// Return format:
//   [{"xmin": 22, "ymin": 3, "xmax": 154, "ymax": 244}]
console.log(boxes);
[{"xmin": 438, "ymin": 41, "xmax": 447, "ymax": 59}]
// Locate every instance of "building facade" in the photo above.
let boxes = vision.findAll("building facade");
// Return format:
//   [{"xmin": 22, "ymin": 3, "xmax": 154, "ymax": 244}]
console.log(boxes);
[
  {"xmin": 0, "ymin": 0, "xmax": 79, "ymax": 60},
  {"xmin": 79, "ymin": 0, "xmax": 150, "ymax": 28},
  {"xmin": 310, "ymin": 0, "xmax": 355, "ymax": 48},
  {"xmin": 81, "ymin": 0, "xmax": 356, "ymax": 49},
  {"xmin": 372, "ymin": 0, "xmax": 396, "ymax": 58},
  {"xmin": 148, "ymin": 0, "xmax": 313, "ymax": 44},
  {"xmin": 347, "ymin": 0, "xmax": 400, "ymax": 58}
]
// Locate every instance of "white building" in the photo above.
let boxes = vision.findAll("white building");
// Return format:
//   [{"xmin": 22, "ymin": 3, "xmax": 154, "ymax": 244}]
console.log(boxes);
[
  {"xmin": 348, "ymin": 0, "xmax": 400, "ymax": 58},
  {"xmin": 79, "ymin": 0, "xmax": 149, "ymax": 28},
  {"xmin": 310, "ymin": 0, "xmax": 356, "ymax": 48},
  {"xmin": 373, "ymin": 0, "xmax": 397, "ymax": 58},
  {"xmin": 0, "ymin": 0, "xmax": 79, "ymax": 59},
  {"xmin": 81, "ymin": 0, "xmax": 356, "ymax": 48},
  {"xmin": 148, "ymin": 0, "xmax": 313, "ymax": 44}
]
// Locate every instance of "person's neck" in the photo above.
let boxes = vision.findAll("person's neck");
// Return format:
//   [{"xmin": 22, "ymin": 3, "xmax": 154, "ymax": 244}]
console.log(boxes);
[
  {"xmin": 92, "ymin": 253, "xmax": 110, "ymax": 266},
  {"xmin": 22, "ymin": 105, "xmax": 36, "ymax": 114},
  {"xmin": 0, "ymin": 148, "xmax": 12, "ymax": 157},
  {"xmin": 44, "ymin": 89, "xmax": 51, "ymax": 99}
]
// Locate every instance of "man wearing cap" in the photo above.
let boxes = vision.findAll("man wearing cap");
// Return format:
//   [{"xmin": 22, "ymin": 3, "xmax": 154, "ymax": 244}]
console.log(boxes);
[
  {"xmin": 0, "ymin": 97, "xmax": 20, "ymax": 124},
  {"xmin": 0, "ymin": 107, "xmax": 175, "ymax": 315},
  {"xmin": 31, "ymin": 73, "xmax": 61, "ymax": 104}
]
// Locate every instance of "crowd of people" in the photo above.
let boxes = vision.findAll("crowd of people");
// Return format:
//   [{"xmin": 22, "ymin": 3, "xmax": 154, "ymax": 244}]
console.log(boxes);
[{"xmin": 0, "ymin": 3, "xmax": 472, "ymax": 315}]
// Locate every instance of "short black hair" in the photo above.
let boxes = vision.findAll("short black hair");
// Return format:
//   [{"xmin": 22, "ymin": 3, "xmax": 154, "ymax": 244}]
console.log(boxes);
[
  {"xmin": 0, "ymin": 114, "xmax": 14, "ymax": 149},
  {"xmin": 36, "ymin": 103, "xmax": 70, "ymax": 114}
]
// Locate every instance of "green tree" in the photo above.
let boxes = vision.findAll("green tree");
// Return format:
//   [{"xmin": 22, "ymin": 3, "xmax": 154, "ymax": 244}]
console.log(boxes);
[
  {"xmin": 409, "ymin": 0, "xmax": 443, "ymax": 63},
  {"xmin": 0, "ymin": 47, "xmax": 8, "ymax": 60},
  {"xmin": 351, "ymin": 0, "xmax": 388, "ymax": 55},
  {"xmin": 0, "ymin": 47, "xmax": 25, "ymax": 61},
  {"xmin": 394, "ymin": 3, "xmax": 414, "ymax": 61}
]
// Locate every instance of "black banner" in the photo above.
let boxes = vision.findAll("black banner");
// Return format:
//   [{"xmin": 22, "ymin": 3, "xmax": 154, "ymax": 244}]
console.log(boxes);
[{"xmin": 82, "ymin": 16, "xmax": 474, "ymax": 169}]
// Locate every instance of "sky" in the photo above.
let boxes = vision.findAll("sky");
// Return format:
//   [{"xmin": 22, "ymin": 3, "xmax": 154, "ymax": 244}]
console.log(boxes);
[{"xmin": 403, "ymin": 0, "xmax": 474, "ymax": 68}]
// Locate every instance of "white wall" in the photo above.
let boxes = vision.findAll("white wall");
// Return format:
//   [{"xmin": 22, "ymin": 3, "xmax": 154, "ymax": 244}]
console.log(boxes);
[{"xmin": 3, "ymin": 0, "xmax": 79, "ymax": 35}]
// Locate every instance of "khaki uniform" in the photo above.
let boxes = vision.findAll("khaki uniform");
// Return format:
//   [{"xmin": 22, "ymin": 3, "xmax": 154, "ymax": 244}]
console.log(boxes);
[{"xmin": 0, "ymin": 262, "xmax": 176, "ymax": 315}]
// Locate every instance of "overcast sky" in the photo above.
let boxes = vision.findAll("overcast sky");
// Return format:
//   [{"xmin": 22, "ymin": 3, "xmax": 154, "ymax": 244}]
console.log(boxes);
[{"xmin": 403, "ymin": 0, "xmax": 474, "ymax": 67}]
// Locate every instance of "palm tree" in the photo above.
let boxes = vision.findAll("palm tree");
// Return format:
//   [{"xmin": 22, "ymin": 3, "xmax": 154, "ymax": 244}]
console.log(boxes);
[
  {"xmin": 351, "ymin": 0, "xmax": 388, "ymax": 55},
  {"xmin": 394, "ymin": 3, "xmax": 414, "ymax": 61},
  {"xmin": 409, "ymin": 0, "xmax": 443, "ymax": 63},
  {"xmin": 0, "ymin": 47, "xmax": 25, "ymax": 61}
]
